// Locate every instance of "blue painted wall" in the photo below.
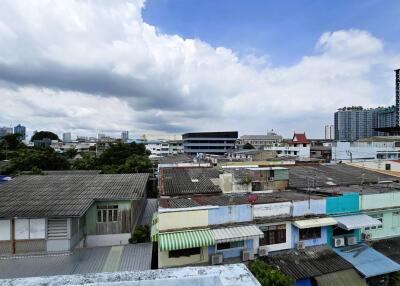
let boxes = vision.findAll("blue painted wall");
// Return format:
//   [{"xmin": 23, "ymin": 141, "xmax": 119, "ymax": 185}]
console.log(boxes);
[
  {"xmin": 208, "ymin": 239, "xmax": 253, "ymax": 259},
  {"xmin": 291, "ymin": 225, "xmax": 328, "ymax": 248},
  {"xmin": 295, "ymin": 279, "xmax": 312, "ymax": 286},
  {"xmin": 292, "ymin": 199, "xmax": 326, "ymax": 217},
  {"xmin": 326, "ymin": 193, "xmax": 359, "ymax": 215},
  {"xmin": 208, "ymin": 204, "xmax": 252, "ymax": 225}
]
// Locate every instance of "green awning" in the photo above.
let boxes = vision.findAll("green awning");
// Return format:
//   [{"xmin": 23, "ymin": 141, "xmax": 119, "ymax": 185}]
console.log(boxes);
[
  {"xmin": 315, "ymin": 269, "xmax": 368, "ymax": 286},
  {"xmin": 159, "ymin": 229, "xmax": 215, "ymax": 252}
]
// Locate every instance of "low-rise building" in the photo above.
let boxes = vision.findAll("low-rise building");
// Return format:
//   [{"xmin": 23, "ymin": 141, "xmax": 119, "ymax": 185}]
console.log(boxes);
[
  {"xmin": 264, "ymin": 133, "xmax": 311, "ymax": 161},
  {"xmin": 238, "ymin": 132, "xmax": 283, "ymax": 149},
  {"xmin": 0, "ymin": 174, "xmax": 148, "ymax": 254}
]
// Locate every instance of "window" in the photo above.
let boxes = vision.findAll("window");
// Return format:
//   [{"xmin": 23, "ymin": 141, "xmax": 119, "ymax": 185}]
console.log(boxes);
[
  {"xmin": 97, "ymin": 205, "xmax": 118, "ymax": 223},
  {"xmin": 333, "ymin": 227, "xmax": 354, "ymax": 236},
  {"xmin": 169, "ymin": 247, "xmax": 201, "ymax": 258},
  {"xmin": 393, "ymin": 212, "xmax": 400, "ymax": 228},
  {"xmin": 370, "ymin": 214, "xmax": 383, "ymax": 230},
  {"xmin": 303, "ymin": 144, "xmax": 307, "ymax": 147},
  {"xmin": 299, "ymin": 227, "xmax": 321, "ymax": 240},
  {"xmin": 259, "ymin": 224, "xmax": 286, "ymax": 245},
  {"xmin": 385, "ymin": 164, "xmax": 391, "ymax": 171},
  {"xmin": 216, "ymin": 241, "xmax": 244, "ymax": 250}
]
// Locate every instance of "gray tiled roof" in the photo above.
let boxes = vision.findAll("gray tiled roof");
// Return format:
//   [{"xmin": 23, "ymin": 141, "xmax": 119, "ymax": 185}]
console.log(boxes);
[
  {"xmin": 160, "ymin": 167, "xmax": 222, "ymax": 196},
  {"xmin": 289, "ymin": 164, "xmax": 398, "ymax": 188},
  {"xmin": 0, "ymin": 174, "xmax": 149, "ymax": 218},
  {"xmin": 264, "ymin": 245, "xmax": 352, "ymax": 280}
]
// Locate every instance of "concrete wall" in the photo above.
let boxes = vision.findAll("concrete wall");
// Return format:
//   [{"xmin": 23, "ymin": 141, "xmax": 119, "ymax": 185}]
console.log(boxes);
[
  {"xmin": 362, "ymin": 209, "xmax": 400, "ymax": 240},
  {"xmin": 360, "ymin": 192, "xmax": 400, "ymax": 211},
  {"xmin": 208, "ymin": 205, "xmax": 252, "ymax": 225},
  {"xmin": 253, "ymin": 202, "xmax": 291, "ymax": 218},
  {"xmin": 291, "ymin": 225, "xmax": 328, "ymax": 248},
  {"xmin": 158, "ymin": 246, "xmax": 209, "ymax": 268},
  {"xmin": 326, "ymin": 193, "xmax": 359, "ymax": 215},
  {"xmin": 158, "ymin": 210, "xmax": 208, "ymax": 232},
  {"xmin": 292, "ymin": 199, "xmax": 325, "ymax": 217},
  {"xmin": 86, "ymin": 233, "xmax": 130, "ymax": 247},
  {"xmin": 46, "ymin": 239, "xmax": 70, "ymax": 252}
]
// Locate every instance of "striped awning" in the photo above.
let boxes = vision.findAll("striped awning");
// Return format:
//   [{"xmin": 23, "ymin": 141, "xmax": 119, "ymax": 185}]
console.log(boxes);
[
  {"xmin": 335, "ymin": 214, "xmax": 382, "ymax": 230},
  {"xmin": 212, "ymin": 225, "xmax": 264, "ymax": 243},
  {"xmin": 159, "ymin": 229, "xmax": 215, "ymax": 252}
]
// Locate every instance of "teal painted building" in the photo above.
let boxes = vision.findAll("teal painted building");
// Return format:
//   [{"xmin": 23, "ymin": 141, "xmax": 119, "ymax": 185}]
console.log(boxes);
[{"xmin": 326, "ymin": 193, "xmax": 361, "ymax": 246}]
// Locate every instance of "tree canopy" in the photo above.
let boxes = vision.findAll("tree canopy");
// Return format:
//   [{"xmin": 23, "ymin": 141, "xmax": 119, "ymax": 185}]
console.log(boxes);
[
  {"xmin": 0, "ymin": 134, "xmax": 25, "ymax": 150},
  {"xmin": 248, "ymin": 259, "xmax": 293, "ymax": 286},
  {"xmin": 31, "ymin": 131, "xmax": 60, "ymax": 142},
  {"xmin": 243, "ymin": 142, "xmax": 255, "ymax": 149}
]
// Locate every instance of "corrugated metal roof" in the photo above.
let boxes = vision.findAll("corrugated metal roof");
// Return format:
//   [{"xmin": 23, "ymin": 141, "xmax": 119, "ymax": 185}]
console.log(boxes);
[
  {"xmin": 160, "ymin": 167, "xmax": 222, "ymax": 196},
  {"xmin": 335, "ymin": 214, "xmax": 381, "ymax": 230},
  {"xmin": 139, "ymin": 199, "xmax": 159, "ymax": 226},
  {"xmin": 289, "ymin": 164, "xmax": 398, "ymax": 189},
  {"xmin": 212, "ymin": 225, "xmax": 264, "ymax": 243},
  {"xmin": 370, "ymin": 237, "xmax": 400, "ymax": 263},
  {"xmin": 333, "ymin": 244, "xmax": 400, "ymax": 278},
  {"xmin": 293, "ymin": 218, "xmax": 337, "ymax": 229},
  {"xmin": 264, "ymin": 246, "xmax": 353, "ymax": 280},
  {"xmin": 0, "ymin": 174, "xmax": 149, "ymax": 218},
  {"xmin": 315, "ymin": 269, "xmax": 368, "ymax": 286}
]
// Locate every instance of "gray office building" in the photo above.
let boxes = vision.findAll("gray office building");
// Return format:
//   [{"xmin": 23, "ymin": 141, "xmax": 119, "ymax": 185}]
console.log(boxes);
[
  {"xmin": 334, "ymin": 106, "xmax": 396, "ymax": 141},
  {"xmin": 183, "ymin": 131, "xmax": 238, "ymax": 155}
]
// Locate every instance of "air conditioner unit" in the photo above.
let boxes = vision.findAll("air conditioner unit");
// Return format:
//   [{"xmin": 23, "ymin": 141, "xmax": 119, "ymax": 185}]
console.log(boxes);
[
  {"xmin": 242, "ymin": 250, "xmax": 254, "ymax": 261},
  {"xmin": 346, "ymin": 236, "xmax": 357, "ymax": 246},
  {"xmin": 296, "ymin": 241, "xmax": 305, "ymax": 250},
  {"xmin": 334, "ymin": 237, "xmax": 345, "ymax": 247},
  {"xmin": 258, "ymin": 246, "xmax": 268, "ymax": 257},
  {"xmin": 268, "ymin": 177, "xmax": 275, "ymax": 181},
  {"xmin": 362, "ymin": 233, "xmax": 372, "ymax": 240},
  {"xmin": 211, "ymin": 254, "xmax": 223, "ymax": 265}
]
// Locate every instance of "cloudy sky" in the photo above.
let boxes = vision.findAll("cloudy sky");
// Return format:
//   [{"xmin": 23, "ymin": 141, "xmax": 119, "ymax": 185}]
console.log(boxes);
[{"xmin": 1, "ymin": 0, "xmax": 400, "ymax": 139}]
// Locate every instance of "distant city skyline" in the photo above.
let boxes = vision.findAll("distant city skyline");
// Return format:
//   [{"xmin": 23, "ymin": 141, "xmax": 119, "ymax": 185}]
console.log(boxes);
[{"xmin": 1, "ymin": 1, "xmax": 400, "ymax": 138}]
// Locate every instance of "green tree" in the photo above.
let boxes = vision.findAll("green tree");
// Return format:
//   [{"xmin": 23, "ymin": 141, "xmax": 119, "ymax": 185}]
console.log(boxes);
[
  {"xmin": 97, "ymin": 142, "xmax": 149, "ymax": 166},
  {"xmin": 243, "ymin": 143, "xmax": 255, "ymax": 149},
  {"xmin": 129, "ymin": 225, "xmax": 150, "ymax": 244},
  {"xmin": 72, "ymin": 153, "xmax": 97, "ymax": 170},
  {"xmin": 63, "ymin": 148, "xmax": 78, "ymax": 159},
  {"xmin": 248, "ymin": 259, "xmax": 293, "ymax": 286},
  {"xmin": 0, "ymin": 133, "xmax": 24, "ymax": 150},
  {"xmin": 31, "ymin": 131, "xmax": 60, "ymax": 142},
  {"xmin": 3, "ymin": 148, "xmax": 70, "ymax": 175},
  {"xmin": 119, "ymin": 154, "xmax": 152, "ymax": 173}
]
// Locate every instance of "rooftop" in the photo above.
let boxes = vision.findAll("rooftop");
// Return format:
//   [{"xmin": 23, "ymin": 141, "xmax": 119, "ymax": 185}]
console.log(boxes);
[
  {"xmin": 0, "ymin": 244, "xmax": 152, "ymax": 279},
  {"xmin": 1, "ymin": 263, "xmax": 261, "ymax": 286},
  {"xmin": 0, "ymin": 174, "xmax": 149, "ymax": 218},
  {"xmin": 288, "ymin": 164, "xmax": 398, "ymax": 189},
  {"xmin": 159, "ymin": 167, "xmax": 222, "ymax": 196},
  {"xmin": 152, "ymin": 154, "xmax": 194, "ymax": 164},
  {"xmin": 369, "ymin": 237, "xmax": 400, "ymax": 264},
  {"xmin": 301, "ymin": 182, "xmax": 400, "ymax": 196},
  {"xmin": 264, "ymin": 245, "xmax": 352, "ymax": 280},
  {"xmin": 159, "ymin": 191, "xmax": 322, "ymax": 209}
]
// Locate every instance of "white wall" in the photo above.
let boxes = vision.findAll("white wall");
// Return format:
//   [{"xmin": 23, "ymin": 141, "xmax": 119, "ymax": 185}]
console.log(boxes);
[
  {"xmin": 257, "ymin": 222, "xmax": 292, "ymax": 252},
  {"xmin": 332, "ymin": 141, "xmax": 400, "ymax": 162},
  {"xmin": 253, "ymin": 202, "xmax": 292, "ymax": 218},
  {"xmin": 0, "ymin": 220, "xmax": 11, "ymax": 241}
]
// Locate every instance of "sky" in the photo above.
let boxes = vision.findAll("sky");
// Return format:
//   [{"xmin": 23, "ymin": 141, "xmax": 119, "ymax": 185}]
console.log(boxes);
[{"xmin": 0, "ymin": 0, "xmax": 400, "ymax": 139}]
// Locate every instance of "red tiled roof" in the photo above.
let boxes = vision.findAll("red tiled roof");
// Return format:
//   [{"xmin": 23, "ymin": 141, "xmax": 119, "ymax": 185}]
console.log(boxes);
[{"xmin": 292, "ymin": 133, "xmax": 309, "ymax": 144}]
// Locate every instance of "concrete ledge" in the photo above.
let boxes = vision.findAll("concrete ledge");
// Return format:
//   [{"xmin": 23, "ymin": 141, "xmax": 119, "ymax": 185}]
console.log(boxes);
[{"xmin": 86, "ymin": 233, "xmax": 130, "ymax": 248}]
